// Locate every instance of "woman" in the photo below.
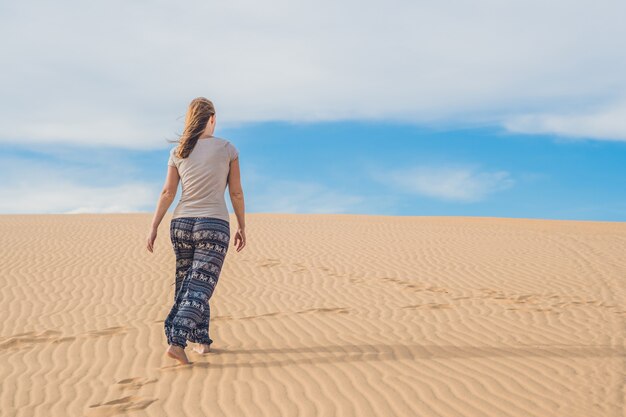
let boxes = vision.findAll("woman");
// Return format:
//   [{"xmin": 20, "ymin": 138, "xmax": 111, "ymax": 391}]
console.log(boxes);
[{"xmin": 146, "ymin": 97, "xmax": 246, "ymax": 365}]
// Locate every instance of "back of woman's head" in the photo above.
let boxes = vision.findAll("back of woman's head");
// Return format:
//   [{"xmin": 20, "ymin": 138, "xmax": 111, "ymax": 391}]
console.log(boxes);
[{"xmin": 170, "ymin": 97, "xmax": 215, "ymax": 159}]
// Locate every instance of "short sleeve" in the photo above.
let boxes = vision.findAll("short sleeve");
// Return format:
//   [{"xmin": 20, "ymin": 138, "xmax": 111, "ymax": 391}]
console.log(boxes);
[
  {"xmin": 227, "ymin": 142, "xmax": 239, "ymax": 162},
  {"xmin": 167, "ymin": 147, "xmax": 177, "ymax": 167}
]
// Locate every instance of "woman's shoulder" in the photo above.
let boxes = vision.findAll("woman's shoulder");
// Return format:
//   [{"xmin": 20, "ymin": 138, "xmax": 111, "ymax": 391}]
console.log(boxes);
[
  {"xmin": 213, "ymin": 137, "xmax": 238, "ymax": 151},
  {"xmin": 213, "ymin": 136, "xmax": 235, "ymax": 145},
  {"xmin": 214, "ymin": 137, "xmax": 239, "ymax": 161}
]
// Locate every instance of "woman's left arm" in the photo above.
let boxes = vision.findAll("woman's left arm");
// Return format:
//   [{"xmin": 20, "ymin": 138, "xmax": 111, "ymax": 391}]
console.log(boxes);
[{"xmin": 146, "ymin": 166, "xmax": 180, "ymax": 252}]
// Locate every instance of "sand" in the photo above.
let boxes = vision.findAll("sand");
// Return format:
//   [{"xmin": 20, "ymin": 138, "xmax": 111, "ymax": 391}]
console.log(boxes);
[{"xmin": 0, "ymin": 213, "xmax": 624, "ymax": 417}]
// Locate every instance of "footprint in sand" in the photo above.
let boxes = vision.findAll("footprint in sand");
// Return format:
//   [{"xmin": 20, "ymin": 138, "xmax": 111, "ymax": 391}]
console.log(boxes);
[
  {"xmin": 212, "ymin": 314, "xmax": 234, "ymax": 321},
  {"xmin": 0, "ymin": 330, "xmax": 73, "ymax": 351},
  {"xmin": 292, "ymin": 262, "xmax": 308, "ymax": 273},
  {"xmin": 87, "ymin": 395, "xmax": 156, "ymax": 416},
  {"xmin": 478, "ymin": 288, "xmax": 619, "ymax": 315},
  {"xmin": 115, "ymin": 376, "xmax": 158, "ymax": 391},
  {"xmin": 239, "ymin": 312, "xmax": 283, "ymax": 320},
  {"xmin": 259, "ymin": 258, "xmax": 281, "ymax": 268},
  {"xmin": 348, "ymin": 275, "xmax": 365, "ymax": 284},
  {"xmin": 297, "ymin": 307, "xmax": 351, "ymax": 314},
  {"xmin": 83, "ymin": 326, "xmax": 128, "ymax": 338},
  {"xmin": 381, "ymin": 277, "xmax": 450, "ymax": 294},
  {"xmin": 402, "ymin": 303, "xmax": 453, "ymax": 310}
]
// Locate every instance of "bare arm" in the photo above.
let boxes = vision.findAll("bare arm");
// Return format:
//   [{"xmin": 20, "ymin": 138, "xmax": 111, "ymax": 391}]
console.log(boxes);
[
  {"xmin": 146, "ymin": 165, "xmax": 180, "ymax": 252},
  {"xmin": 227, "ymin": 156, "xmax": 246, "ymax": 251}
]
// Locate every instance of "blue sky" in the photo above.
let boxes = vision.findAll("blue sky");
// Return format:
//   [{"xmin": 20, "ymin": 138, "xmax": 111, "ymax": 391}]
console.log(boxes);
[{"xmin": 1, "ymin": 1, "xmax": 625, "ymax": 221}]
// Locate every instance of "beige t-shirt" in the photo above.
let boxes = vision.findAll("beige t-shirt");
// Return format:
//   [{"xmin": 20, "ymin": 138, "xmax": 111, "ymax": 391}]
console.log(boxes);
[{"xmin": 167, "ymin": 137, "xmax": 239, "ymax": 222}]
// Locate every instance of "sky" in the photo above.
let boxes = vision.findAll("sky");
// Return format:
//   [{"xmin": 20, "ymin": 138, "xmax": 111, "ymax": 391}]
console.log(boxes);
[{"xmin": 1, "ymin": 0, "xmax": 625, "ymax": 221}]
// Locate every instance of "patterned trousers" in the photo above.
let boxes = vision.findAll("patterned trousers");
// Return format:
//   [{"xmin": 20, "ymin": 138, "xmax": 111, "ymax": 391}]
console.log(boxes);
[{"xmin": 164, "ymin": 216, "xmax": 231, "ymax": 348}]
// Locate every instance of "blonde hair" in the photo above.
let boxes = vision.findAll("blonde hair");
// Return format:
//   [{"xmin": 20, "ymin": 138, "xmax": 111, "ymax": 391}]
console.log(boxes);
[{"xmin": 168, "ymin": 97, "xmax": 216, "ymax": 158}]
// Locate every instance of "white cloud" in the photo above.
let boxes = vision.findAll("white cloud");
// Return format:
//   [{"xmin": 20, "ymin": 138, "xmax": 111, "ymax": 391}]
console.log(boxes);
[
  {"xmin": 246, "ymin": 177, "xmax": 366, "ymax": 214},
  {"xmin": 0, "ymin": 179, "xmax": 157, "ymax": 214},
  {"xmin": 0, "ymin": 156, "xmax": 159, "ymax": 214},
  {"xmin": 1, "ymin": 0, "xmax": 626, "ymax": 145},
  {"xmin": 378, "ymin": 165, "xmax": 515, "ymax": 202},
  {"xmin": 504, "ymin": 101, "xmax": 626, "ymax": 141}
]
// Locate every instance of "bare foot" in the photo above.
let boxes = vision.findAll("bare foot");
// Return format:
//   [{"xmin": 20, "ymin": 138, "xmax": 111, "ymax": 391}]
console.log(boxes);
[
  {"xmin": 166, "ymin": 344, "xmax": 190, "ymax": 365},
  {"xmin": 193, "ymin": 343, "xmax": 211, "ymax": 354}
]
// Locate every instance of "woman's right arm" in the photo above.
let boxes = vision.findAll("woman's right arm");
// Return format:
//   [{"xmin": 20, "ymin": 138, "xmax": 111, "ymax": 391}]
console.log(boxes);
[{"xmin": 227, "ymin": 157, "xmax": 246, "ymax": 251}]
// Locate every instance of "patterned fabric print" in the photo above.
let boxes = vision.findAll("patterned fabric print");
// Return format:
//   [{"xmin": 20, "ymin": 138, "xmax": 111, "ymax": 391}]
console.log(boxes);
[{"xmin": 164, "ymin": 217, "xmax": 230, "ymax": 348}]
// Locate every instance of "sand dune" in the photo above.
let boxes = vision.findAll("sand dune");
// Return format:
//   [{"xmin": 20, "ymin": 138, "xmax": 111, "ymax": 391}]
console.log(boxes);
[{"xmin": 0, "ymin": 213, "xmax": 624, "ymax": 417}]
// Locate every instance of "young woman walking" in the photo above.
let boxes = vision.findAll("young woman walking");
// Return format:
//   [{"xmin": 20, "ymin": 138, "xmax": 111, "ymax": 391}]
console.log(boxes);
[{"xmin": 146, "ymin": 97, "xmax": 246, "ymax": 365}]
